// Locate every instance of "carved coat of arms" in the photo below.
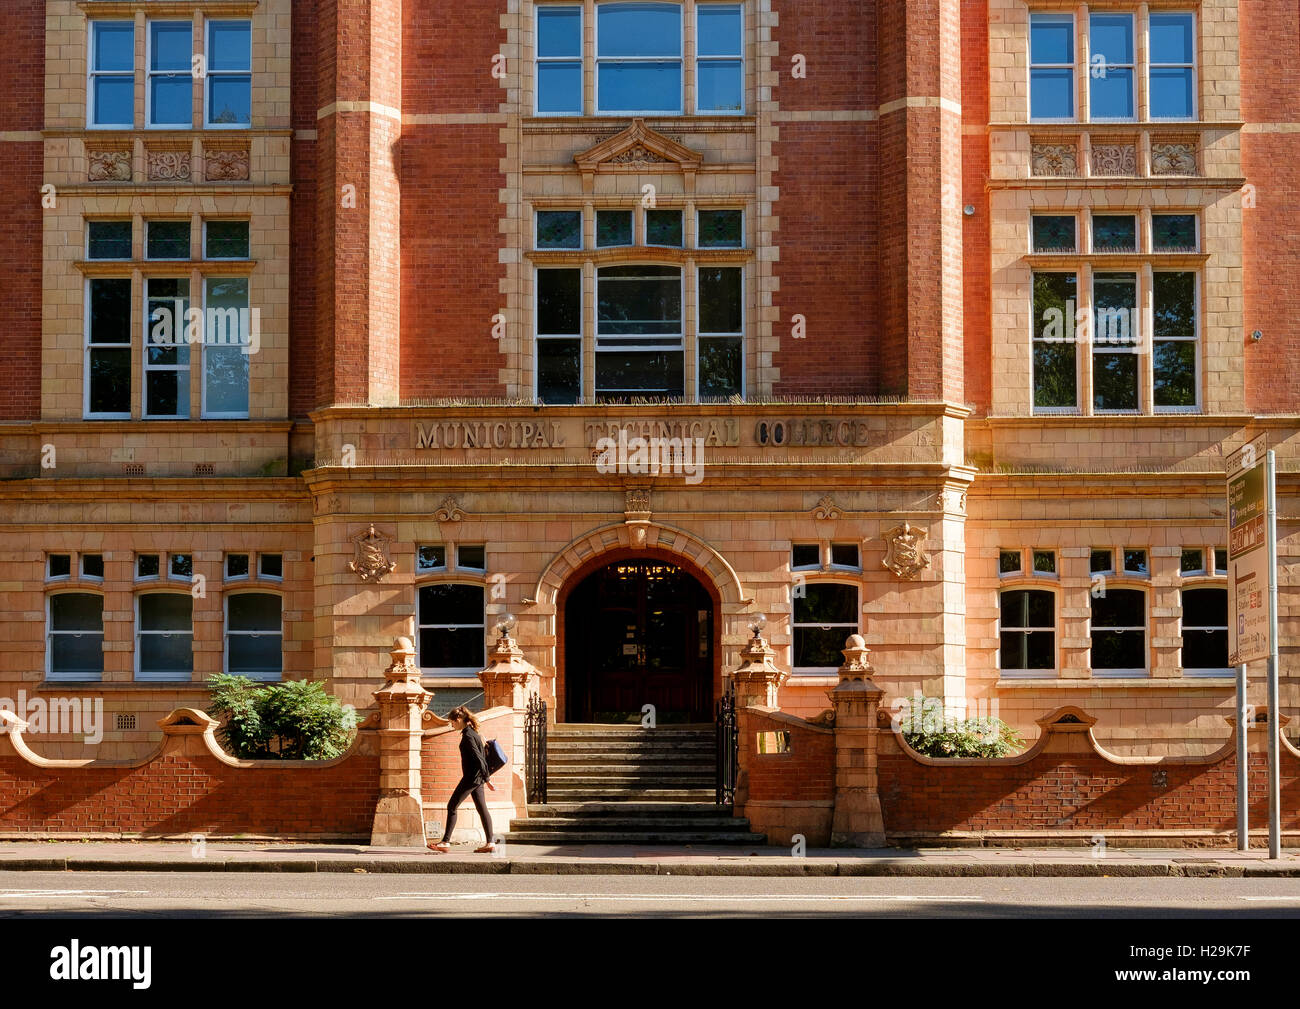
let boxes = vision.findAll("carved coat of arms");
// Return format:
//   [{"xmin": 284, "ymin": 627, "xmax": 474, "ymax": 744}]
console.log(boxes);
[
  {"xmin": 882, "ymin": 522, "xmax": 930, "ymax": 580},
  {"xmin": 350, "ymin": 524, "xmax": 397, "ymax": 583}
]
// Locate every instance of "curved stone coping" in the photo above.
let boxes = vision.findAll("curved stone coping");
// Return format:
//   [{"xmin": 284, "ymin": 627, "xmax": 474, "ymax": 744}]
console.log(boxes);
[
  {"xmin": 883, "ymin": 704, "xmax": 1300, "ymax": 768},
  {"xmin": 420, "ymin": 706, "xmax": 514, "ymax": 739},
  {"xmin": 0, "ymin": 707, "xmax": 372, "ymax": 771},
  {"xmin": 740, "ymin": 705, "xmax": 834, "ymax": 736}
]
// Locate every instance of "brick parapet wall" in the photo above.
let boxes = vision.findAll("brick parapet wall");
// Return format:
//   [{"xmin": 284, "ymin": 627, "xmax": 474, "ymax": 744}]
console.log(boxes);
[
  {"xmin": 420, "ymin": 706, "xmax": 520, "ymax": 843},
  {"xmin": 736, "ymin": 705, "xmax": 834, "ymax": 846}
]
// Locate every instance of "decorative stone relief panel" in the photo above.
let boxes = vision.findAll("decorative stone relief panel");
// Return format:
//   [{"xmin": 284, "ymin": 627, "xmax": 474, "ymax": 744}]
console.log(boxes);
[
  {"xmin": 87, "ymin": 150, "xmax": 131, "ymax": 182},
  {"xmin": 1091, "ymin": 142, "xmax": 1137, "ymax": 176},
  {"xmin": 1151, "ymin": 142, "xmax": 1197, "ymax": 176},
  {"xmin": 1031, "ymin": 142, "xmax": 1079, "ymax": 177},
  {"xmin": 147, "ymin": 149, "xmax": 192, "ymax": 182},
  {"xmin": 204, "ymin": 148, "xmax": 250, "ymax": 181}
]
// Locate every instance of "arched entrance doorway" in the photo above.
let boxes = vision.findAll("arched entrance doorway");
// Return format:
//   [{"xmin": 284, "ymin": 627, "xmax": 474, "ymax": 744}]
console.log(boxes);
[{"xmin": 563, "ymin": 558, "xmax": 715, "ymax": 723}]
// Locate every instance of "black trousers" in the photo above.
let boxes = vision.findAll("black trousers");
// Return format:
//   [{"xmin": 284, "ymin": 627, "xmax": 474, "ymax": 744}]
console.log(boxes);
[{"xmin": 440, "ymin": 775, "xmax": 494, "ymax": 843}]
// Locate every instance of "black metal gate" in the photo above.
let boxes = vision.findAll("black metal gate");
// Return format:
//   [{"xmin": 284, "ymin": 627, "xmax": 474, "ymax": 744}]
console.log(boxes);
[
  {"xmin": 715, "ymin": 682, "xmax": 738, "ymax": 806},
  {"xmin": 525, "ymin": 692, "xmax": 548, "ymax": 805}
]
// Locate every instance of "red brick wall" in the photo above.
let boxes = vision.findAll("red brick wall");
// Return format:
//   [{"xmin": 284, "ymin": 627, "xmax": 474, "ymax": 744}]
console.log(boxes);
[
  {"xmin": 0, "ymin": 3, "xmax": 44, "ymax": 420},
  {"xmin": 290, "ymin": 0, "xmax": 319, "ymax": 417},
  {"xmin": 0, "ymin": 746, "xmax": 379, "ymax": 837},
  {"xmin": 960, "ymin": 0, "xmax": 991, "ymax": 416},
  {"xmin": 1239, "ymin": 4, "xmax": 1300, "ymax": 412},
  {"xmin": 738, "ymin": 708, "xmax": 835, "ymax": 803}
]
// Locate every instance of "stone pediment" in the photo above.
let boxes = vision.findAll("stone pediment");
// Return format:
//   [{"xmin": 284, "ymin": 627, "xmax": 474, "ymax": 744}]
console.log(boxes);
[{"xmin": 574, "ymin": 119, "xmax": 702, "ymax": 192}]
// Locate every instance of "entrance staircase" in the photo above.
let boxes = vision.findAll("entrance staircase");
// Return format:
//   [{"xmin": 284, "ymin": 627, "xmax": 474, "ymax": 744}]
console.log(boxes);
[{"xmin": 508, "ymin": 723, "xmax": 765, "ymax": 845}]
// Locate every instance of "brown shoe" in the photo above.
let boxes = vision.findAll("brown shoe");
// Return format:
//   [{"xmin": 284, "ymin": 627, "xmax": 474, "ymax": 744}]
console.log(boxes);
[
  {"xmin": 427, "ymin": 842, "xmax": 451, "ymax": 853},
  {"xmin": 474, "ymin": 843, "xmax": 496, "ymax": 853}
]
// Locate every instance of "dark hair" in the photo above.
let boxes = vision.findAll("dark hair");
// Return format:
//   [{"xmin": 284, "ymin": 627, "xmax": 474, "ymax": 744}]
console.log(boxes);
[{"xmin": 448, "ymin": 706, "xmax": 480, "ymax": 731}]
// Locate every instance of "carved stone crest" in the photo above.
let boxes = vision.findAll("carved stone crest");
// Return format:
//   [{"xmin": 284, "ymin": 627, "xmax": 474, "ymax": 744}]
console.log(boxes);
[
  {"xmin": 625, "ymin": 488, "xmax": 652, "ymax": 549},
  {"xmin": 882, "ymin": 522, "xmax": 931, "ymax": 580},
  {"xmin": 349, "ymin": 524, "xmax": 397, "ymax": 582},
  {"xmin": 434, "ymin": 496, "xmax": 464, "ymax": 522}
]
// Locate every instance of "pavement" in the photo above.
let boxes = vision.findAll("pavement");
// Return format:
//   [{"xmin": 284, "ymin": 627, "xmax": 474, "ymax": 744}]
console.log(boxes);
[{"xmin": 2, "ymin": 839, "xmax": 1300, "ymax": 876}]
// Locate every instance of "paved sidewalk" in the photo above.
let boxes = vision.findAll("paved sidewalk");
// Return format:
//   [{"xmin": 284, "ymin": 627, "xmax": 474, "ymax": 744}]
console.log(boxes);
[{"xmin": 1, "ymin": 839, "xmax": 1299, "ymax": 876}]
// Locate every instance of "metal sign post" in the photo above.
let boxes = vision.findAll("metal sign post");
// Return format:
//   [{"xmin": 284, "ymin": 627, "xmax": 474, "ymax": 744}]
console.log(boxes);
[{"xmin": 1266, "ymin": 450, "xmax": 1280, "ymax": 859}]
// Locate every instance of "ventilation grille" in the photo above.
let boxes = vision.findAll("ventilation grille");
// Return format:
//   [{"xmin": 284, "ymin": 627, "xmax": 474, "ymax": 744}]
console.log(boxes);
[
  {"xmin": 193, "ymin": 463, "xmax": 215, "ymax": 476},
  {"xmin": 123, "ymin": 463, "xmax": 145, "ymax": 477},
  {"xmin": 115, "ymin": 713, "xmax": 137, "ymax": 731}
]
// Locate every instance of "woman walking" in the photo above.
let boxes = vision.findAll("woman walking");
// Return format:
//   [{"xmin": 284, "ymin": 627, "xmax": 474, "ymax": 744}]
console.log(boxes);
[{"xmin": 428, "ymin": 706, "xmax": 497, "ymax": 853}]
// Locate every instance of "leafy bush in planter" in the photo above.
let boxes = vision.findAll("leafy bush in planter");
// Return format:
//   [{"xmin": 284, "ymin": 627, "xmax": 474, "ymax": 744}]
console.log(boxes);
[
  {"xmin": 207, "ymin": 675, "xmax": 359, "ymax": 760},
  {"xmin": 896, "ymin": 694, "xmax": 1023, "ymax": 758}
]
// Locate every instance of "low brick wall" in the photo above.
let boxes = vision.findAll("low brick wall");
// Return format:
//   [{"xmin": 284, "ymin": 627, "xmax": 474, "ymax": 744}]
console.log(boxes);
[
  {"xmin": 880, "ymin": 705, "xmax": 1299, "ymax": 846},
  {"xmin": 0, "ymin": 708, "xmax": 379, "ymax": 839},
  {"xmin": 736, "ymin": 706, "xmax": 835, "ymax": 847},
  {"xmin": 420, "ymin": 706, "xmax": 521, "ymax": 843}
]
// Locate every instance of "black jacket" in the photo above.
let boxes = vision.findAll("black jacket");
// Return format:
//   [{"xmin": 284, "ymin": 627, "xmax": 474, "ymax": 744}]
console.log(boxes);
[{"xmin": 459, "ymin": 726, "xmax": 490, "ymax": 786}]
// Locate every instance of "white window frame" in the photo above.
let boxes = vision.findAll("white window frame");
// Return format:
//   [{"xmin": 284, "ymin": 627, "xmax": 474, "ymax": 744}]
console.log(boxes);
[
  {"xmin": 695, "ymin": 2, "xmax": 744, "ymax": 115},
  {"xmin": 1121, "ymin": 547, "xmax": 1149, "ymax": 576},
  {"xmin": 455, "ymin": 544, "xmax": 487, "ymax": 572},
  {"xmin": 1180, "ymin": 584, "xmax": 1230, "ymax": 677},
  {"xmin": 146, "ymin": 19, "xmax": 194, "ymax": 130},
  {"xmin": 999, "ymin": 549, "xmax": 1024, "ymax": 578},
  {"xmin": 828, "ymin": 542, "xmax": 861, "ymax": 572},
  {"xmin": 145, "ymin": 219, "xmax": 192, "ymax": 261},
  {"xmin": 84, "ymin": 276, "xmax": 133, "ymax": 421},
  {"xmin": 696, "ymin": 208, "xmax": 744, "ymax": 249},
  {"xmin": 258, "ymin": 553, "xmax": 283, "ymax": 580},
  {"xmin": 534, "ymin": 208, "xmax": 583, "ymax": 250},
  {"xmin": 80, "ymin": 554, "xmax": 105, "ymax": 581},
  {"xmin": 1148, "ymin": 10, "xmax": 1197, "ymax": 121},
  {"xmin": 87, "ymin": 20, "xmax": 135, "ymax": 130},
  {"xmin": 997, "ymin": 585, "xmax": 1059, "ymax": 679},
  {"xmin": 1179, "ymin": 547, "xmax": 1206, "ymax": 576},
  {"xmin": 534, "ymin": 266, "xmax": 584, "ymax": 402},
  {"xmin": 644, "ymin": 207, "xmax": 684, "ymax": 248},
  {"xmin": 224, "ymin": 590, "xmax": 283, "ymax": 682},
  {"xmin": 417, "ymin": 545, "xmax": 448, "ymax": 573},
  {"xmin": 790, "ymin": 543, "xmax": 821, "ymax": 572},
  {"xmin": 1091, "ymin": 270, "xmax": 1140, "ymax": 414},
  {"xmin": 791, "ymin": 579, "xmax": 860, "ymax": 676},
  {"xmin": 594, "ymin": 263, "xmax": 685, "ymax": 398},
  {"xmin": 47, "ymin": 591, "xmax": 106, "ymax": 683},
  {"xmin": 1030, "ymin": 212, "xmax": 1078, "ymax": 254},
  {"xmin": 695, "ymin": 262, "xmax": 744, "ymax": 399},
  {"xmin": 225, "ymin": 553, "xmax": 251, "ymax": 581},
  {"xmin": 534, "ymin": 4, "xmax": 584, "ymax": 117},
  {"xmin": 1151, "ymin": 211, "xmax": 1199, "ymax": 253},
  {"xmin": 204, "ymin": 19, "xmax": 253, "ymax": 130},
  {"xmin": 595, "ymin": 1, "xmax": 685, "ymax": 116},
  {"xmin": 1152, "ymin": 268, "xmax": 1200, "ymax": 413},
  {"xmin": 1086, "ymin": 11, "xmax": 1136, "ymax": 123},
  {"xmin": 87, "ymin": 220, "xmax": 133, "ymax": 261},
  {"xmin": 200, "ymin": 275, "xmax": 252, "ymax": 419},
  {"xmin": 1028, "ymin": 11, "xmax": 1076, "ymax": 123},
  {"xmin": 135, "ymin": 591, "xmax": 194, "ymax": 682},
  {"xmin": 135, "ymin": 553, "xmax": 162, "ymax": 581},
  {"xmin": 1030, "ymin": 270, "xmax": 1080, "ymax": 415},
  {"xmin": 1090, "ymin": 211, "xmax": 1138, "ymax": 254},
  {"xmin": 143, "ymin": 276, "xmax": 191, "ymax": 420},
  {"xmin": 416, "ymin": 581, "xmax": 487, "ymax": 677},
  {"xmin": 1089, "ymin": 585, "xmax": 1148, "ymax": 677},
  {"xmin": 1030, "ymin": 548, "xmax": 1058, "ymax": 577}
]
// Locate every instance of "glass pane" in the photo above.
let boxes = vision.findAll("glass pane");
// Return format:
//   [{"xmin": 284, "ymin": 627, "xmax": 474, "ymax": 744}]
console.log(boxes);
[
  {"xmin": 597, "ymin": 266, "xmax": 681, "ymax": 334},
  {"xmin": 537, "ymin": 269, "xmax": 581, "ymax": 335},
  {"xmin": 538, "ymin": 7, "xmax": 582, "ymax": 57},
  {"xmin": 137, "ymin": 554, "xmax": 160, "ymax": 578},
  {"xmin": 1153, "ymin": 272, "xmax": 1195, "ymax": 337},
  {"xmin": 1149, "ymin": 67, "xmax": 1193, "ymax": 119},
  {"xmin": 1032, "ymin": 550, "xmax": 1056, "ymax": 573},
  {"xmin": 1092, "ymin": 273, "xmax": 1136, "ymax": 346},
  {"xmin": 598, "ymin": 3, "xmax": 682, "ymax": 57},
  {"xmin": 1032, "ymin": 215, "xmax": 1076, "ymax": 253},
  {"xmin": 538, "ymin": 339, "xmax": 581, "ymax": 403},
  {"xmin": 146, "ymin": 369, "xmax": 184, "ymax": 416},
  {"xmin": 51, "ymin": 634, "xmax": 104, "ymax": 676},
  {"xmin": 698, "ymin": 5, "xmax": 741, "ymax": 56},
  {"xmin": 830, "ymin": 543, "xmax": 859, "ymax": 567},
  {"xmin": 1215, "ymin": 549, "xmax": 1228, "ymax": 572},
  {"xmin": 418, "ymin": 583, "xmax": 484, "ymax": 626},
  {"xmin": 208, "ymin": 75, "xmax": 251, "ymax": 125},
  {"xmin": 228, "ymin": 633, "xmax": 282, "ymax": 675},
  {"xmin": 49, "ymin": 555, "xmax": 72, "ymax": 578},
  {"xmin": 699, "ymin": 338, "xmax": 741, "ymax": 397},
  {"xmin": 699, "ymin": 266, "xmax": 741, "ymax": 333},
  {"xmin": 1030, "ymin": 69, "xmax": 1073, "ymax": 119},
  {"xmin": 1094, "ymin": 352, "xmax": 1137, "ymax": 410},
  {"xmin": 260, "ymin": 554, "xmax": 282, "ymax": 578},
  {"xmin": 226, "ymin": 554, "xmax": 250, "ymax": 577},
  {"xmin": 536, "ymin": 210, "xmax": 582, "ymax": 249},
  {"xmin": 1092, "ymin": 215, "xmax": 1136, "ymax": 252},
  {"xmin": 645, "ymin": 210, "xmax": 683, "ymax": 247},
  {"xmin": 151, "ymin": 76, "xmax": 193, "ymax": 126},
  {"xmin": 94, "ymin": 77, "xmax": 135, "ymax": 126},
  {"xmin": 1154, "ymin": 340, "xmax": 1196, "ymax": 407},
  {"xmin": 204, "ymin": 278, "xmax": 250, "ymax": 414},
  {"xmin": 596, "ymin": 210, "xmax": 632, "ymax": 247},
  {"xmin": 595, "ymin": 350, "xmax": 683, "ymax": 397},
  {"xmin": 698, "ymin": 209, "xmax": 743, "ymax": 247},
  {"xmin": 1153, "ymin": 214, "xmax": 1197, "ymax": 252},
  {"xmin": 1091, "ymin": 629, "xmax": 1144, "ymax": 669},
  {"xmin": 1180, "ymin": 548, "xmax": 1204, "ymax": 573},
  {"xmin": 1033, "ymin": 342, "xmax": 1076, "ymax": 409},
  {"xmin": 1183, "ymin": 588, "xmax": 1227, "ymax": 627},
  {"xmin": 1032, "ymin": 272, "xmax": 1076, "ymax": 340},
  {"xmin": 1183, "ymin": 629, "xmax": 1228, "ymax": 670},
  {"xmin": 794, "ymin": 626, "xmax": 856, "ymax": 668},
  {"xmin": 1090, "ymin": 68, "xmax": 1134, "ymax": 119},
  {"xmin": 205, "ymin": 345, "xmax": 249, "ymax": 414},
  {"xmin": 1000, "ymin": 630, "xmax": 1027, "ymax": 669},
  {"xmin": 228, "ymin": 593, "xmax": 281, "ymax": 632},
  {"xmin": 794, "ymin": 583, "xmax": 857, "ymax": 624},
  {"xmin": 89, "ymin": 349, "xmax": 129, "ymax": 414},
  {"xmin": 140, "ymin": 633, "xmax": 194, "ymax": 674},
  {"xmin": 89, "ymin": 221, "xmax": 132, "ymax": 260},
  {"xmin": 1090, "ymin": 14, "xmax": 1133, "ymax": 63},
  {"xmin": 999, "ymin": 550, "xmax": 1022, "ymax": 574},
  {"xmin": 147, "ymin": 221, "xmax": 190, "ymax": 259},
  {"xmin": 698, "ymin": 61, "xmax": 742, "ymax": 112},
  {"xmin": 82, "ymin": 554, "xmax": 104, "ymax": 578},
  {"xmin": 1090, "ymin": 549, "xmax": 1112, "ymax": 572},
  {"xmin": 1123, "ymin": 547, "xmax": 1148, "ymax": 572},
  {"xmin": 791, "ymin": 544, "xmax": 819, "ymax": 568},
  {"xmin": 417, "ymin": 546, "xmax": 446, "ymax": 570},
  {"xmin": 51, "ymin": 593, "xmax": 103, "ymax": 632},
  {"xmin": 1091, "ymin": 588, "xmax": 1143, "ymax": 628},
  {"xmin": 1024, "ymin": 630, "xmax": 1055, "ymax": 669},
  {"xmin": 208, "ymin": 21, "xmax": 251, "ymax": 71},
  {"xmin": 147, "ymin": 277, "xmax": 190, "ymax": 360},
  {"xmin": 205, "ymin": 221, "xmax": 250, "ymax": 259},
  {"xmin": 89, "ymin": 278, "xmax": 131, "ymax": 343},
  {"xmin": 537, "ymin": 63, "xmax": 582, "ymax": 113},
  {"xmin": 140, "ymin": 593, "xmax": 192, "ymax": 631},
  {"xmin": 1001, "ymin": 589, "xmax": 1054, "ymax": 630},
  {"xmin": 458, "ymin": 545, "xmax": 486, "ymax": 569},
  {"xmin": 94, "ymin": 22, "xmax": 135, "ymax": 72},
  {"xmin": 150, "ymin": 22, "xmax": 192, "ymax": 71},
  {"xmin": 419, "ymin": 627, "xmax": 485, "ymax": 670},
  {"xmin": 1031, "ymin": 15, "xmax": 1073, "ymax": 64},
  {"xmin": 598, "ymin": 63, "xmax": 681, "ymax": 113},
  {"xmin": 1150, "ymin": 14, "xmax": 1194, "ymax": 65}
]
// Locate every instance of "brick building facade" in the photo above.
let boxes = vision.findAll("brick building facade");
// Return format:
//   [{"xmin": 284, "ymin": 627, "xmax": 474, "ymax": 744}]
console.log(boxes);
[{"xmin": 0, "ymin": 0, "xmax": 1296, "ymax": 773}]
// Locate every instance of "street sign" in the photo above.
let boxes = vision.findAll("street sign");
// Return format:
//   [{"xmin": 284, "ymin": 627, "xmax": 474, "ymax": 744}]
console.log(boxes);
[{"xmin": 1226, "ymin": 434, "xmax": 1269, "ymax": 665}]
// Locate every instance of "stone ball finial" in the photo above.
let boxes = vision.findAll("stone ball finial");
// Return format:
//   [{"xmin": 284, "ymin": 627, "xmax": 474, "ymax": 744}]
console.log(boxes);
[
  {"xmin": 391, "ymin": 636, "xmax": 415, "ymax": 657},
  {"xmin": 844, "ymin": 633, "xmax": 866, "ymax": 650}
]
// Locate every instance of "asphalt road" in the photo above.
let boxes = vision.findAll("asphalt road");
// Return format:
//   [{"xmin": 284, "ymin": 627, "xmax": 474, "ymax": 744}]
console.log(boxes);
[{"xmin": 3, "ymin": 871, "xmax": 1300, "ymax": 918}]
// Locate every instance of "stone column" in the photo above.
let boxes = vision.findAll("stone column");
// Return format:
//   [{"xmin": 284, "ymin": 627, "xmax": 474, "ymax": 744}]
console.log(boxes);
[
  {"xmin": 828, "ymin": 634, "xmax": 887, "ymax": 847},
  {"xmin": 370, "ymin": 637, "xmax": 431, "ymax": 848},
  {"xmin": 728, "ymin": 616, "xmax": 788, "ymax": 709}
]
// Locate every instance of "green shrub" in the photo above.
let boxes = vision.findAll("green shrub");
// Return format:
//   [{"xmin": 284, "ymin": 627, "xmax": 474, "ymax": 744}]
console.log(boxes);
[
  {"xmin": 206, "ymin": 674, "xmax": 359, "ymax": 760},
  {"xmin": 897, "ymin": 694, "xmax": 1024, "ymax": 758}
]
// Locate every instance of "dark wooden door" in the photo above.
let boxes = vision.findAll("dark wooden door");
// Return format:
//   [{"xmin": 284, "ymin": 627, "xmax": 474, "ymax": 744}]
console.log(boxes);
[{"xmin": 565, "ymin": 560, "xmax": 713, "ymax": 723}]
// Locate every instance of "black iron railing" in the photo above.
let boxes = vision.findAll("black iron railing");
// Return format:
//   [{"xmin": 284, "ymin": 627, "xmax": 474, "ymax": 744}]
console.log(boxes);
[
  {"xmin": 525, "ymin": 692, "xmax": 548, "ymax": 805},
  {"xmin": 715, "ymin": 682, "xmax": 738, "ymax": 806}
]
